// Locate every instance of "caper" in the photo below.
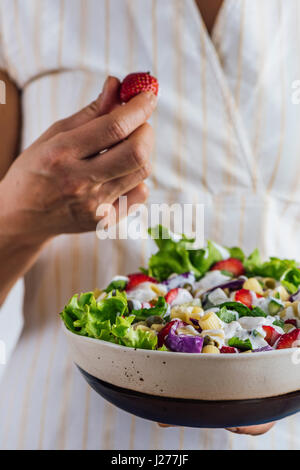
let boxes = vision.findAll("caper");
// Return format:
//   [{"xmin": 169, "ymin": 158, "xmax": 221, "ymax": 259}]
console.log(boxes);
[
  {"xmin": 183, "ymin": 283, "xmax": 193, "ymax": 293},
  {"xmin": 203, "ymin": 335, "xmax": 214, "ymax": 346},
  {"xmin": 146, "ymin": 315, "xmax": 164, "ymax": 327}
]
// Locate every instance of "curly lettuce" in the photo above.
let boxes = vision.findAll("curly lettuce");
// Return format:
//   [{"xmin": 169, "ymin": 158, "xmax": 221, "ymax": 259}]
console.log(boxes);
[
  {"xmin": 61, "ymin": 290, "xmax": 157, "ymax": 350},
  {"xmin": 146, "ymin": 226, "xmax": 227, "ymax": 281}
]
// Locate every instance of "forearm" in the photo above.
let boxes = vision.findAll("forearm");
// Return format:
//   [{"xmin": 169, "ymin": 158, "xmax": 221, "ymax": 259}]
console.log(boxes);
[
  {"xmin": 0, "ymin": 232, "xmax": 46, "ymax": 306},
  {"xmin": 0, "ymin": 182, "xmax": 49, "ymax": 306},
  {"xmin": 0, "ymin": 70, "xmax": 21, "ymax": 179}
]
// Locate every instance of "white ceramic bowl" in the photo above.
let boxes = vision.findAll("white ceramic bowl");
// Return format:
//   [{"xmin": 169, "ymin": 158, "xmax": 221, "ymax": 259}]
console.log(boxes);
[{"xmin": 63, "ymin": 326, "xmax": 300, "ymax": 401}]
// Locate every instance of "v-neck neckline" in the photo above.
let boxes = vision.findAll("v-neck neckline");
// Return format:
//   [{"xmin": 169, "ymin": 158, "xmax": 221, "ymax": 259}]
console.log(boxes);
[
  {"xmin": 192, "ymin": 0, "xmax": 229, "ymax": 42},
  {"xmin": 186, "ymin": 0, "xmax": 264, "ymax": 193}
]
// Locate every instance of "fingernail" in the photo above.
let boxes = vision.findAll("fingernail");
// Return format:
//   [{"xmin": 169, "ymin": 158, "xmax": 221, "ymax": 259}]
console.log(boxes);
[
  {"xmin": 142, "ymin": 91, "xmax": 158, "ymax": 106},
  {"xmin": 227, "ymin": 428, "xmax": 238, "ymax": 433}
]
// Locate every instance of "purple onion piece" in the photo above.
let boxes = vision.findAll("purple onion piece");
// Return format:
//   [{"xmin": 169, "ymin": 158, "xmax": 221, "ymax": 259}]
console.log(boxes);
[
  {"xmin": 252, "ymin": 346, "xmax": 274, "ymax": 353},
  {"xmin": 165, "ymin": 323, "xmax": 204, "ymax": 353},
  {"xmin": 289, "ymin": 289, "xmax": 300, "ymax": 302},
  {"xmin": 162, "ymin": 272, "xmax": 195, "ymax": 290},
  {"xmin": 203, "ymin": 278, "xmax": 245, "ymax": 296}
]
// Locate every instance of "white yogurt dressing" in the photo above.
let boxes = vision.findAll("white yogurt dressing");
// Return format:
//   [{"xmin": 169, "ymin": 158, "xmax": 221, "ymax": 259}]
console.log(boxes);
[
  {"xmin": 194, "ymin": 271, "xmax": 231, "ymax": 295},
  {"xmin": 171, "ymin": 289, "xmax": 194, "ymax": 306},
  {"xmin": 126, "ymin": 282, "xmax": 167, "ymax": 303}
]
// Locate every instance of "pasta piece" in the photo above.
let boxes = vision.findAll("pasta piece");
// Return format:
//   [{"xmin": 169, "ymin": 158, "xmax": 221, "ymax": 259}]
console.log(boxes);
[
  {"xmin": 242, "ymin": 278, "xmax": 264, "ymax": 295},
  {"xmin": 202, "ymin": 345, "xmax": 220, "ymax": 354},
  {"xmin": 198, "ymin": 312, "xmax": 222, "ymax": 331},
  {"xmin": 151, "ymin": 324, "xmax": 165, "ymax": 332},
  {"xmin": 151, "ymin": 284, "xmax": 167, "ymax": 297},
  {"xmin": 275, "ymin": 285, "xmax": 290, "ymax": 301},
  {"xmin": 170, "ymin": 305, "xmax": 203, "ymax": 325}
]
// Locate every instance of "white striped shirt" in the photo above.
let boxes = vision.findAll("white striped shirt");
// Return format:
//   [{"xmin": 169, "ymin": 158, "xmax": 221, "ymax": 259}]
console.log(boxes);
[{"xmin": 0, "ymin": 0, "xmax": 300, "ymax": 450}]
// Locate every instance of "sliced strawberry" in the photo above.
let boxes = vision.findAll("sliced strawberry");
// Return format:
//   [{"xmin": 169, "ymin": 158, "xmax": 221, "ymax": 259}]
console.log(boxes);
[
  {"xmin": 276, "ymin": 328, "xmax": 300, "ymax": 349},
  {"xmin": 220, "ymin": 346, "xmax": 238, "ymax": 354},
  {"xmin": 165, "ymin": 288, "xmax": 180, "ymax": 305},
  {"xmin": 210, "ymin": 258, "xmax": 245, "ymax": 277},
  {"xmin": 263, "ymin": 325, "xmax": 282, "ymax": 346},
  {"xmin": 285, "ymin": 319, "xmax": 297, "ymax": 327},
  {"xmin": 125, "ymin": 273, "xmax": 158, "ymax": 291},
  {"xmin": 235, "ymin": 289, "xmax": 252, "ymax": 308}
]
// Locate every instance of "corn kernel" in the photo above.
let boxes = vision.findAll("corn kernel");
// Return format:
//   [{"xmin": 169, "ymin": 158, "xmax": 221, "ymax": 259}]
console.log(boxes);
[
  {"xmin": 243, "ymin": 278, "xmax": 264, "ymax": 295},
  {"xmin": 202, "ymin": 345, "xmax": 220, "ymax": 354}
]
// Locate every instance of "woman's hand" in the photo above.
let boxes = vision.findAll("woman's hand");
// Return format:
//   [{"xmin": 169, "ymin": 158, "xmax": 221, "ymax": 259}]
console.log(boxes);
[
  {"xmin": 0, "ymin": 76, "xmax": 157, "ymax": 245},
  {"xmin": 158, "ymin": 422, "xmax": 275, "ymax": 436},
  {"xmin": 0, "ymin": 76, "xmax": 156, "ymax": 304}
]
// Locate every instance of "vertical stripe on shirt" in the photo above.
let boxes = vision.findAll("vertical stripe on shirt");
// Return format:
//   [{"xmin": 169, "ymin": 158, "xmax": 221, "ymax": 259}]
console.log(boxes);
[{"xmin": 267, "ymin": 1, "xmax": 286, "ymax": 192}]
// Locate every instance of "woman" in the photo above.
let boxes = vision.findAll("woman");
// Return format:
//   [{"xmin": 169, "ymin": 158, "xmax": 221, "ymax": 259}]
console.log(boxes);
[{"xmin": 0, "ymin": 0, "xmax": 298, "ymax": 450}]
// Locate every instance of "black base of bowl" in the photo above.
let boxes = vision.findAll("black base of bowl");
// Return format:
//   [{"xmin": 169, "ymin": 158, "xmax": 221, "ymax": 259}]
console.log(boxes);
[{"xmin": 78, "ymin": 366, "xmax": 300, "ymax": 428}]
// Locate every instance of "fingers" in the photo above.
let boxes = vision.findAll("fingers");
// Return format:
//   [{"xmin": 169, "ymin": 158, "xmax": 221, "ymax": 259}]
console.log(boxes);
[
  {"xmin": 227, "ymin": 422, "xmax": 275, "ymax": 436},
  {"xmin": 97, "ymin": 161, "xmax": 152, "ymax": 205},
  {"xmin": 82, "ymin": 123, "xmax": 154, "ymax": 183},
  {"xmin": 62, "ymin": 91, "xmax": 157, "ymax": 159},
  {"xmin": 35, "ymin": 76, "xmax": 121, "ymax": 145},
  {"xmin": 98, "ymin": 183, "xmax": 149, "ymax": 229}
]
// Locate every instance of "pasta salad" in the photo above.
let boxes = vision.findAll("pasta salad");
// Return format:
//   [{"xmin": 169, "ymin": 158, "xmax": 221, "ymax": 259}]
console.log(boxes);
[{"xmin": 61, "ymin": 226, "xmax": 300, "ymax": 353}]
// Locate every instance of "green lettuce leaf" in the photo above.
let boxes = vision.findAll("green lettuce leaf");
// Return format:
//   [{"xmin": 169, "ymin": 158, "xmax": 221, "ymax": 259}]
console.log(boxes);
[
  {"xmin": 216, "ymin": 306, "xmax": 237, "ymax": 323},
  {"xmin": 218, "ymin": 302, "xmax": 267, "ymax": 318},
  {"xmin": 147, "ymin": 226, "xmax": 229, "ymax": 281},
  {"xmin": 227, "ymin": 246, "xmax": 245, "ymax": 261},
  {"xmin": 228, "ymin": 337, "xmax": 253, "ymax": 351},
  {"xmin": 105, "ymin": 279, "xmax": 128, "ymax": 293},
  {"xmin": 61, "ymin": 290, "xmax": 128, "ymax": 338},
  {"xmin": 244, "ymin": 249, "xmax": 297, "ymax": 280},
  {"xmin": 281, "ymin": 268, "xmax": 300, "ymax": 294},
  {"xmin": 131, "ymin": 297, "xmax": 168, "ymax": 322}
]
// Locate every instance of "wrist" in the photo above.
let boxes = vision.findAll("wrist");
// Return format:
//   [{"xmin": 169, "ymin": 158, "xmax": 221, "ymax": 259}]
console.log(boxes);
[{"xmin": 0, "ymin": 179, "xmax": 52, "ymax": 248}]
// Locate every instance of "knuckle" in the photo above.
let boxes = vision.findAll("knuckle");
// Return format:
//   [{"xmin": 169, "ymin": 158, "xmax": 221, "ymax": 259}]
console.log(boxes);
[
  {"xmin": 130, "ymin": 140, "xmax": 149, "ymax": 168},
  {"xmin": 106, "ymin": 116, "xmax": 129, "ymax": 142},
  {"xmin": 140, "ymin": 162, "xmax": 152, "ymax": 179},
  {"xmin": 49, "ymin": 119, "xmax": 67, "ymax": 135},
  {"xmin": 63, "ymin": 178, "xmax": 87, "ymax": 199},
  {"xmin": 86, "ymin": 99, "xmax": 101, "ymax": 117}
]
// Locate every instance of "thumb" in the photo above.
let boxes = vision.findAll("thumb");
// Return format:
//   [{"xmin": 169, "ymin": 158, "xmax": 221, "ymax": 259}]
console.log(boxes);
[
  {"xmin": 70, "ymin": 76, "xmax": 121, "ymax": 127},
  {"xmin": 36, "ymin": 76, "xmax": 121, "ymax": 144}
]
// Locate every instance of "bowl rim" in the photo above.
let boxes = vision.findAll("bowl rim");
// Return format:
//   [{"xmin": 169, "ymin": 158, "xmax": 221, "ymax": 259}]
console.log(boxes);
[{"xmin": 63, "ymin": 325, "xmax": 299, "ymax": 360}]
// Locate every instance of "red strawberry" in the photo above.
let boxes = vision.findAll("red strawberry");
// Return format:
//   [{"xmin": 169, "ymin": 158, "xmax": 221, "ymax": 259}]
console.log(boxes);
[
  {"xmin": 276, "ymin": 328, "xmax": 300, "ymax": 349},
  {"xmin": 285, "ymin": 319, "xmax": 297, "ymax": 327},
  {"xmin": 125, "ymin": 273, "xmax": 158, "ymax": 291},
  {"xmin": 120, "ymin": 72, "xmax": 159, "ymax": 103},
  {"xmin": 211, "ymin": 258, "xmax": 245, "ymax": 277},
  {"xmin": 235, "ymin": 289, "xmax": 252, "ymax": 308},
  {"xmin": 220, "ymin": 346, "xmax": 238, "ymax": 354},
  {"xmin": 165, "ymin": 288, "xmax": 180, "ymax": 305},
  {"xmin": 263, "ymin": 325, "xmax": 282, "ymax": 346}
]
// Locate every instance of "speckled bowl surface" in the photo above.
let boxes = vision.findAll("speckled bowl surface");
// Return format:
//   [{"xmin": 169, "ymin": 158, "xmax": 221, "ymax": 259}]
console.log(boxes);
[{"xmin": 63, "ymin": 326, "xmax": 300, "ymax": 401}]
